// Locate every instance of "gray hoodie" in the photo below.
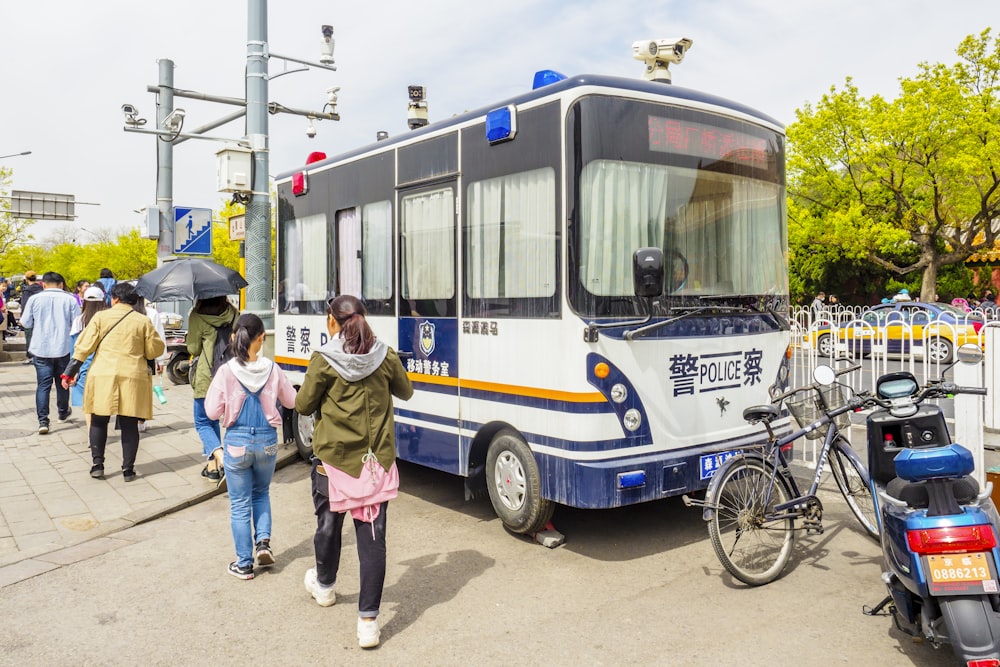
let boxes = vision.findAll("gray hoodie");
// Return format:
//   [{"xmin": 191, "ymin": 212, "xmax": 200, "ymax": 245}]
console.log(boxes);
[{"xmin": 316, "ymin": 335, "xmax": 388, "ymax": 381}]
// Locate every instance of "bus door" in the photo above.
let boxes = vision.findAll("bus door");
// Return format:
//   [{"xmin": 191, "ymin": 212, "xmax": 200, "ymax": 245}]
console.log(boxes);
[{"xmin": 396, "ymin": 181, "xmax": 461, "ymax": 473}]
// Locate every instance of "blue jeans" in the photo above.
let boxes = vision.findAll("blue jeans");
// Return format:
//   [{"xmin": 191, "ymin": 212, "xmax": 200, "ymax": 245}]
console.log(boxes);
[
  {"xmin": 224, "ymin": 427, "xmax": 279, "ymax": 568},
  {"xmin": 34, "ymin": 355, "xmax": 70, "ymax": 425},
  {"xmin": 193, "ymin": 398, "xmax": 221, "ymax": 458}
]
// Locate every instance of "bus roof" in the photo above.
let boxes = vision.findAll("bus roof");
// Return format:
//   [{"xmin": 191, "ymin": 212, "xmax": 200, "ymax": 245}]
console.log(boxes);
[{"xmin": 276, "ymin": 73, "xmax": 784, "ymax": 181}]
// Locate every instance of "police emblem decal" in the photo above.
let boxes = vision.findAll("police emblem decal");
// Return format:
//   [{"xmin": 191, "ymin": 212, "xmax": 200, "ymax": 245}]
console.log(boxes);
[
  {"xmin": 716, "ymin": 396, "xmax": 730, "ymax": 417},
  {"xmin": 419, "ymin": 321, "xmax": 436, "ymax": 356}
]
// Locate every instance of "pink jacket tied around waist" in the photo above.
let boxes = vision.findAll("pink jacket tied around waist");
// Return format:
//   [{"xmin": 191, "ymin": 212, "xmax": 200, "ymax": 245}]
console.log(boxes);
[{"xmin": 323, "ymin": 448, "xmax": 399, "ymax": 524}]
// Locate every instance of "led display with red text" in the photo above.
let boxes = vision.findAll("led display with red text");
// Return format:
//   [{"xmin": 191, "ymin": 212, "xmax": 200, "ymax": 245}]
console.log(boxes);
[{"xmin": 648, "ymin": 116, "xmax": 770, "ymax": 170}]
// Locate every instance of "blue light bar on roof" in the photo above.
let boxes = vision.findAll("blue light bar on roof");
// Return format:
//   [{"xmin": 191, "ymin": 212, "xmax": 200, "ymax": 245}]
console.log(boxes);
[
  {"xmin": 485, "ymin": 105, "xmax": 517, "ymax": 145},
  {"xmin": 532, "ymin": 69, "xmax": 567, "ymax": 89}
]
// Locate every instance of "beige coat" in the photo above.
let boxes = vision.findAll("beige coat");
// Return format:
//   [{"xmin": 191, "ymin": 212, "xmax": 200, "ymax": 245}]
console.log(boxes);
[{"xmin": 72, "ymin": 303, "xmax": 166, "ymax": 419}]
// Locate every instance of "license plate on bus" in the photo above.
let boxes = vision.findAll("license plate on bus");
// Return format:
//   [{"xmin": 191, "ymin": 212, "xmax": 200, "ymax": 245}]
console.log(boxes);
[{"xmin": 924, "ymin": 553, "xmax": 999, "ymax": 595}]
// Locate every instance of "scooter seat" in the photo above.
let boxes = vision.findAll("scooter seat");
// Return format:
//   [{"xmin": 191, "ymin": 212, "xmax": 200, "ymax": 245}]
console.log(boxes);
[{"xmin": 886, "ymin": 475, "xmax": 980, "ymax": 510}]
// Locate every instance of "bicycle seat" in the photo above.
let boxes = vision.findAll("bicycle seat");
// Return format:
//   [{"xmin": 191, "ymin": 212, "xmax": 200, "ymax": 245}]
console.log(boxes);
[{"xmin": 743, "ymin": 404, "xmax": 779, "ymax": 424}]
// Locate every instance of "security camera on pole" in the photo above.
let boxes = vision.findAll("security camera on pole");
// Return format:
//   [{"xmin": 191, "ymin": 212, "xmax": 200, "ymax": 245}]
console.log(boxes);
[{"xmin": 121, "ymin": 3, "xmax": 341, "ymax": 330}]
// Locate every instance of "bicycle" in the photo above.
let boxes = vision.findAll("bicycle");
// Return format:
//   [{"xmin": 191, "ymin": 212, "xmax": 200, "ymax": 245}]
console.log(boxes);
[{"xmin": 685, "ymin": 363, "xmax": 879, "ymax": 586}]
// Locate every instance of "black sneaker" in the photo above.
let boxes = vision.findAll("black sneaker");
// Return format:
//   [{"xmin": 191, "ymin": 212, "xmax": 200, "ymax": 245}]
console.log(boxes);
[
  {"xmin": 228, "ymin": 561, "xmax": 254, "ymax": 580},
  {"xmin": 123, "ymin": 469, "xmax": 137, "ymax": 483},
  {"xmin": 255, "ymin": 540, "xmax": 274, "ymax": 568},
  {"xmin": 90, "ymin": 465, "xmax": 105, "ymax": 479},
  {"xmin": 58, "ymin": 408, "xmax": 72, "ymax": 423},
  {"xmin": 38, "ymin": 423, "xmax": 49, "ymax": 435}
]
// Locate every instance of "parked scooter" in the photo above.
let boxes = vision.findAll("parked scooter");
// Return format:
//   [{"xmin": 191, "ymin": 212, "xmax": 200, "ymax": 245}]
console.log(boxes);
[
  {"xmin": 865, "ymin": 345, "xmax": 1000, "ymax": 664},
  {"xmin": 164, "ymin": 330, "xmax": 189, "ymax": 385}
]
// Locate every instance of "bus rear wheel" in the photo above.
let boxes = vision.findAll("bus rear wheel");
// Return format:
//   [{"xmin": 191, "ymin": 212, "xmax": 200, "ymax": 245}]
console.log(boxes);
[
  {"xmin": 486, "ymin": 429, "xmax": 553, "ymax": 535},
  {"xmin": 292, "ymin": 409, "xmax": 315, "ymax": 461}
]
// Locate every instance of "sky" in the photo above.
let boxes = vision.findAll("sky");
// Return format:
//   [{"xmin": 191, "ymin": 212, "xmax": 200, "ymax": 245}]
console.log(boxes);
[{"xmin": 1, "ymin": 0, "xmax": 998, "ymax": 244}]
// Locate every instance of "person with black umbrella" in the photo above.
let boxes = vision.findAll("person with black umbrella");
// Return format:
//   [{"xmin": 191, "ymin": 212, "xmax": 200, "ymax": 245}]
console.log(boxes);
[{"xmin": 188, "ymin": 295, "xmax": 240, "ymax": 481}]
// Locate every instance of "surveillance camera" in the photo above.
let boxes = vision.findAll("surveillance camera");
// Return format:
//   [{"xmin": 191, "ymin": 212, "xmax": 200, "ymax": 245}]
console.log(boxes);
[
  {"xmin": 408, "ymin": 85, "xmax": 426, "ymax": 102},
  {"xmin": 632, "ymin": 37, "xmax": 693, "ymax": 82},
  {"xmin": 122, "ymin": 104, "xmax": 138, "ymax": 116},
  {"xmin": 632, "ymin": 38, "xmax": 693, "ymax": 64},
  {"xmin": 163, "ymin": 109, "xmax": 186, "ymax": 132},
  {"xmin": 326, "ymin": 86, "xmax": 340, "ymax": 104},
  {"xmin": 320, "ymin": 24, "xmax": 335, "ymax": 65},
  {"xmin": 306, "ymin": 119, "xmax": 317, "ymax": 138}
]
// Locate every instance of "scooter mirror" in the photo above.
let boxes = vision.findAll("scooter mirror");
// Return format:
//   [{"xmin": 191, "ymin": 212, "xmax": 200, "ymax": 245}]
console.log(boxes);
[
  {"xmin": 813, "ymin": 365, "xmax": 836, "ymax": 386},
  {"xmin": 957, "ymin": 343, "xmax": 984, "ymax": 364}
]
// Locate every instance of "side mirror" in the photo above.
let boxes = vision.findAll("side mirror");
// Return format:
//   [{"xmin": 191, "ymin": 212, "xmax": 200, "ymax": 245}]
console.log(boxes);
[
  {"xmin": 957, "ymin": 343, "xmax": 983, "ymax": 364},
  {"xmin": 633, "ymin": 247, "xmax": 664, "ymax": 298},
  {"xmin": 813, "ymin": 365, "xmax": 836, "ymax": 386}
]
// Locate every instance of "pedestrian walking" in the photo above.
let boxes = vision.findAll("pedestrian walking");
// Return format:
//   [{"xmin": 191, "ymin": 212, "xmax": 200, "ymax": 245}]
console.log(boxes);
[
  {"xmin": 18, "ymin": 270, "xmax": 44, "ymax": 364},
  {"xmin": 204, "ymin": 314, "xmax": 296, "ymax": 580},
  {"xmin": 72, "ymin": 280, "xmax": 90, "ymax": 307},
  {"xmin": 93, "ymin": 268, "xmax": 116, "ymax": 307},
  {"xmin": 19, "ymin": 271, "xmax": 79, "ymax": 434},
  {"xmin": 295, "ymin": 295, "xmax": 413, "ymax": 649},
  {"xmin": 810, "ymin": 291, "xmax": 825, "ymax": 319},
  {"xmin": 69, "ymin": 286, "xmax": 108, "ymax": 426},
  {"xmin": 60, "ymin": 282, "xmax": 165, "ymax": 482},
  {"xmin": 188, "ymin": 296, "xmax": 240, "ymax": 482}
]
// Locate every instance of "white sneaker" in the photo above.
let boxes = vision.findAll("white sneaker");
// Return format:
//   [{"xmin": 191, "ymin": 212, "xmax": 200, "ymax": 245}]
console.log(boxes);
[
  {"xmin": 357, "ymin": 617, "xmax": 380, "ymax": 649},
  {"xmin": 303, "ymin": 567, "xmax": 336, "ymax": 607},
  {"xmin": 138, "ymin": 421, "xmax": 147, "ymax": 433}
]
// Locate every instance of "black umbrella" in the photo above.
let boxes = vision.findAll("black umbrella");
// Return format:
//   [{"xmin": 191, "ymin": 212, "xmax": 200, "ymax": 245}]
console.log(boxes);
[{"xmin": 134, "ymin": 258, "xmax": 248, "ymax": 302}]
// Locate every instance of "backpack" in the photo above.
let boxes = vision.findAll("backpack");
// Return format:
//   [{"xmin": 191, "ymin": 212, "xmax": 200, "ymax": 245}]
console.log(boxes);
[
  {"xmin": 209, "ymin": 315, "xmax": 236, "ymax": 375},
  {"xmin": 192, "ymin": 312, "xmax": 237, "ymax": 381}
]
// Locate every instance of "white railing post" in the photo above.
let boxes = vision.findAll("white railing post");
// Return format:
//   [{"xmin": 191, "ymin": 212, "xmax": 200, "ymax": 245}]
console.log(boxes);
[
  {"xmin": 985, "ymin": 325, "xmax": 1000, "ymax": 430},
  {"xmin": 954, "ymin": 349, "xmax": 986, "ymax": 486}
]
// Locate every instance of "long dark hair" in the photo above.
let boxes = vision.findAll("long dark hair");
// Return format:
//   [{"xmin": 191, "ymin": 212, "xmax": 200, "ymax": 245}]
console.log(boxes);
[
  {"xmin": 327, "ymin": 295, "xmax": 374, "ymax": 355},
  {"xmin": 81, "ymin": 300, "xmax": 106, "ymax": 327},
  {"xmin": 232, "ymin": 313, "xmax": 265, "ymax": 366}
]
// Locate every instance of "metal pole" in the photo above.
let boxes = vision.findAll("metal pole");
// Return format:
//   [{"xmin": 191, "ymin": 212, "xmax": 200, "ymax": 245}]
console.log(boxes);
[
  {"xmin": 955, "ymin": 352, "xmax": 986, "ymax": 486},
  {"xmin": 156, "ymin": 59, "xmax": 175, "ymax": 266},
  {"xmin": 245, "ymin": 0, "xmax": 272, "ymax": 326}
]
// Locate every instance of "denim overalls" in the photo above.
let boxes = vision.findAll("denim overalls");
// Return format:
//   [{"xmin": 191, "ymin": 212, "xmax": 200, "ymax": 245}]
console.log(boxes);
[{"xmin": 224, "ymin": 375, "xmax": 280, "ymax": 568}]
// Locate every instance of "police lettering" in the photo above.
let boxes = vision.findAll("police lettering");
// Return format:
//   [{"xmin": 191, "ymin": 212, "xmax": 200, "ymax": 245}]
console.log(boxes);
[{"xmin": 699, "ymin": 359, "xmax": 741, "ymax": 383}]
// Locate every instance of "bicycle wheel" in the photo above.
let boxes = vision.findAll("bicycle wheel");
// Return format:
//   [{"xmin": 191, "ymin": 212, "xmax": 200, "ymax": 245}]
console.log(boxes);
[
  {"xmin": 829, "ymin": 439, "xmax": 880, "ymax": 540},
  {"xmin": 707, "ymin": 456, "xmax": 796, "ymax": 586}
]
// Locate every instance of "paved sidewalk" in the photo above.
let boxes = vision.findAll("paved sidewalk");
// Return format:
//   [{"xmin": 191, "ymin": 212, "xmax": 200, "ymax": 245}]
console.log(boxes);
[{"xmin": 0, "ymin": 360, "xmax": 298, "ymax": 587}]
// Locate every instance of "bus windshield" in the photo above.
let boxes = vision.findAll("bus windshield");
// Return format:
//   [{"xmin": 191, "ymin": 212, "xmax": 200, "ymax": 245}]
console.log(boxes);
[{"xmin": 568, "ymin": 96, "xmax": 788, "ymax": 318}]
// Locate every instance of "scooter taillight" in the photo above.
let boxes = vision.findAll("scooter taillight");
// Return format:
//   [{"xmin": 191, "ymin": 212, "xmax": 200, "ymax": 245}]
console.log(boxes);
[{"xmin": 906, "ymin": 525, "xmax": 997, "ymax": 555}]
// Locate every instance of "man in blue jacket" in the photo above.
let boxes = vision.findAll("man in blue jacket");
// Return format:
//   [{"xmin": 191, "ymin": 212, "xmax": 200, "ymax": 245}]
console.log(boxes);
[{"xmin": 20, "ymin": 272, "xmax": 79, "ymax": 434}]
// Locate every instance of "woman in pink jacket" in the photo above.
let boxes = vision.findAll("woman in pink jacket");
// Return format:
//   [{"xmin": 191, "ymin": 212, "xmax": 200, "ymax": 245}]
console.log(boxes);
[{"xmin": 205, "ymin": 313, "xmax": 296, "ymax": 580}]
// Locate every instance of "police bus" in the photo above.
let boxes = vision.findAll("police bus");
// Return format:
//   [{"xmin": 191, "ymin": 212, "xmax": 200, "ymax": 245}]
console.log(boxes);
[{"xmin": 274, "ymin": 46, "xmax": 791, "ymax": 536}]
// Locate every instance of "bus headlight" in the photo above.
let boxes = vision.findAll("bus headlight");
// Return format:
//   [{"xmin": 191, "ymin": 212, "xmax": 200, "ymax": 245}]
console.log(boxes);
[
  {"xmin": 623, "ymin": 409, "xmax": 642, "ymax": 432},
  {"xmin": 610, "ymin": 383, "xmax": 628, "ymax": 403}
]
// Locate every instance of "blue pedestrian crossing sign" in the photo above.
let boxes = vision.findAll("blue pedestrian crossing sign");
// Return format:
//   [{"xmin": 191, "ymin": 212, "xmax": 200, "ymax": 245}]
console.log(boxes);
[{"xmin": 173, "ymin": 207, "xmax": 213, "ymax": 255}]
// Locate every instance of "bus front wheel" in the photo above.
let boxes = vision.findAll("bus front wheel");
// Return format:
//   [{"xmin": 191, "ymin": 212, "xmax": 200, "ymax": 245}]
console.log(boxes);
[
  {"xmin": 486, "ymin": 430, "xmax": 554, "ymax": 535},
  {"xmin": 292, "ymin": 409, "xmax": 315, "ymax": 461}
]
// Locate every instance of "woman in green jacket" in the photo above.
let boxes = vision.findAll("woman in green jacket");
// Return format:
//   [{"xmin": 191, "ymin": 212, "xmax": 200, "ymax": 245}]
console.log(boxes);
[
  {"xmin": 187, "ymin": 296, "xmax": 239, "ymax": 481},
  {"xmin": 295, "ymin": 295, "xmax": 412, "ymax": 649}
]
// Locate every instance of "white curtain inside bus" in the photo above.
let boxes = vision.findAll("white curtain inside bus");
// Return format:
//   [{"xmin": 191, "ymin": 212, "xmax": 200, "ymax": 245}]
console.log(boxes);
[
  {"xmin": 362, "ymin": 200, "xmax": 393, "ymax": 299},
  {"xmin": 466, "ymin": 167, "xmax": 556, "ymax": 299},
  {"xmin": 281, "ymin": 212, "xmax": 329, "ymax": 313},
  {"xmin": 337, "ymin": 208, "xmax": 362, "ymax": 298},
  {"xmin": 579, "ymin": 160, "xmax": 785, "ymax": 296},
  {"xmin": 401, "ymin": 188, "xmax": 455, "ymax": 299}
]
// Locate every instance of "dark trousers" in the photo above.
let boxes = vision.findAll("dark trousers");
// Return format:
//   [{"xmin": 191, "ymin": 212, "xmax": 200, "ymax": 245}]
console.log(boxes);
[
  {"xmin": 33, "ymin": 355, "xmax": 70, "ymax": 424},
  {"xmin": 90, "ymin": 414, "xmax": 140, "ymax": 473},
  {"xmin": 24, "ymin": 327, "xmax": 33, "ymax": 358},
  {"xmin": 311, "ymin": 460, "xmax": 387, "ymax": 617}
]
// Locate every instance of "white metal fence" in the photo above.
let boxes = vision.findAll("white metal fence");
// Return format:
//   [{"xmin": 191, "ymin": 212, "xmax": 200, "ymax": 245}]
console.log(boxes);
[{"xmin": 787, "ymin": 304, "xmax": 1000, "ymax": 464}]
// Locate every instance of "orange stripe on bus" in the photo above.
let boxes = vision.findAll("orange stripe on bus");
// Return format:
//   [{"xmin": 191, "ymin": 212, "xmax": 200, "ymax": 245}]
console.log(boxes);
[{"xmin": 275, "ymin": 357, "xmax": 606, "ymax": 404}]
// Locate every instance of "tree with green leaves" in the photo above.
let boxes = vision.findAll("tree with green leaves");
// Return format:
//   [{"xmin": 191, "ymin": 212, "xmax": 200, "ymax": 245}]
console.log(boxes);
[
  {"xmin": 0, "ymin": 166, "xmax": 35, "ymax": 259},
  {"xmin": 788, "ymin": 28, "xmax": 1000, "ymax": 302}
]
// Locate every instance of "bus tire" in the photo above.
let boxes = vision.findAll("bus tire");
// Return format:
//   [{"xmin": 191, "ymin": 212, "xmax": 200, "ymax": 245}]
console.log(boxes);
[
  {"xmin": 486, "ymin": 429, "xmax": 554, "ymax": 535},
  {"xmin": 292, "ymin": 408, "xmax": 315, "ymax": 461}
]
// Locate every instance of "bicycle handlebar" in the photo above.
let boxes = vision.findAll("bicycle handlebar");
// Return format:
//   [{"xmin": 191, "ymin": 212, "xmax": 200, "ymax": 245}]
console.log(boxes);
[{"xmin": 771, "ymin": 363, "xmax": 862, "ymax": 404}]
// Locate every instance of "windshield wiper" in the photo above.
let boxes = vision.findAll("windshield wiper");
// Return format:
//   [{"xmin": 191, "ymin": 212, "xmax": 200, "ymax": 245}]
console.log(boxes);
[{"xmin": 697, "ymin": 294, "xmax": 791, "ymax": 331}]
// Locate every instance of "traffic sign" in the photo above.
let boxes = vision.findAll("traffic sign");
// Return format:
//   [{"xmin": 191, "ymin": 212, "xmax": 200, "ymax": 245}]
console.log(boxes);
[{"xmin": 174, "ymin": 207, "xmax": 213, "ymax": 255}]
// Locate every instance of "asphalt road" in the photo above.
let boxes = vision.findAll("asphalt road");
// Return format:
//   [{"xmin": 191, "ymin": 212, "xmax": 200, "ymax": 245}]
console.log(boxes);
[{"xmin": 0, "ymin": 455, "xmax": 965, "ymax": 666}]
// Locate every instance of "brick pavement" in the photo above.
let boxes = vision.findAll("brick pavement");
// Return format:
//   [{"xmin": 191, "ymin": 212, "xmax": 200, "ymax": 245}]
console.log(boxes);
[{"xmin": 0, "ymin": 359, "xmax": 298, "ymax": 587}]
